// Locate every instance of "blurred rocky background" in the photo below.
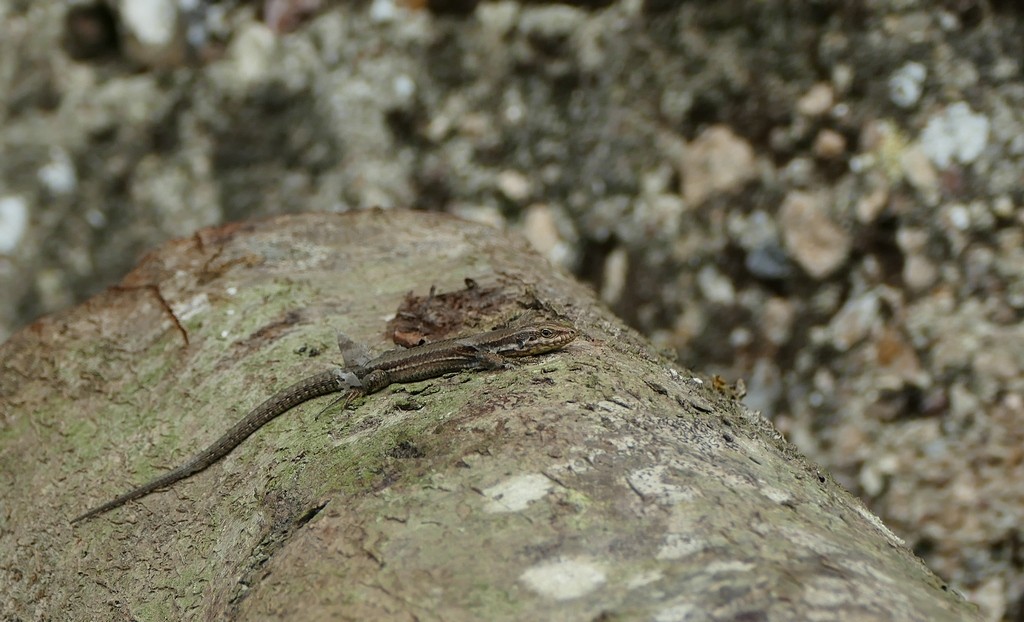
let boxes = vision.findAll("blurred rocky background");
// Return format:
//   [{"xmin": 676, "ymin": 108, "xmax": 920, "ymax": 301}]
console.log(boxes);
[{"xmin": 2, "ymin": 0, "xmax": 1022, "ymax": 618}]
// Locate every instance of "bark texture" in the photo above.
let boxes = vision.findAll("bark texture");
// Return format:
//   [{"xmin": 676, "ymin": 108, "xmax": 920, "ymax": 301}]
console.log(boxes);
[{"xmin": 0, "ymin": 211, "xmax": 977, "ymax": 620}]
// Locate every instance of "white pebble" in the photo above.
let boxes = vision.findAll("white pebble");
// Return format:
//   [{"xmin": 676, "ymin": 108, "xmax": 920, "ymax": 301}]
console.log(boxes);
[
  {"xmin": 369, "ymin": 0, "xmax": 397, "ymax": 23},
  {"xmin": 0, "ymin": 195, "xmax": 29, "ymax": 253},
  {"xmin": 888, "ymin": 62, "xmax": 926, "ymax": 108},
  {"xmin": 37, "ymin": 148, "xmax": 77, "ymax": 195},
  {"xmin": 392, "ymin": 74, "xmax": 416, "ymax": 101},
  {"xmin": 122, "ymin": 0, "xmax": 177, "ymax": 46},
  {"xmin": 919, "ymin": 102, "xmax": 989, "ymax": 168},
  {"xmin": 947, "ymin": 203, "xmax": 971, "ymax": 230}
]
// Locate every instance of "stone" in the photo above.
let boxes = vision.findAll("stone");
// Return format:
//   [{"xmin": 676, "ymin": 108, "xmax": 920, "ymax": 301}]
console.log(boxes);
[
  {"xmin": 779, "ymin": 191, "xmax": 851, "ymax": 279},
  {"xmin": 679, "ymin": 126, "xmax": 757, "ymax": 206}
]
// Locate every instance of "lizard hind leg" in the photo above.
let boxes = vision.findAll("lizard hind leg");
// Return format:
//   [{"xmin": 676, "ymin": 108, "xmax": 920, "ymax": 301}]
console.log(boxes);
[
  {"xmin": 341, "ymin": 388, "xmax": 361, "ymax": 410},
  {"xmin": 314, "ymin": 388, "xmax": 362, "ymax": 420}
]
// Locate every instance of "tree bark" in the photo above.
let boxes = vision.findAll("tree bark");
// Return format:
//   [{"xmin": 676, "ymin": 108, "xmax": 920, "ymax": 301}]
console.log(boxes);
[{"xmin": 0, "ymin": 211, "xmax": 978, "ymax": 621}]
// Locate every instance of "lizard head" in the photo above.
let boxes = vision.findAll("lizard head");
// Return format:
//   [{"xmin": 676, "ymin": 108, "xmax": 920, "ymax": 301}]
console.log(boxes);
[{"xmin": 504, "ymin": 318, "xmax": 579, "ymax": 357}]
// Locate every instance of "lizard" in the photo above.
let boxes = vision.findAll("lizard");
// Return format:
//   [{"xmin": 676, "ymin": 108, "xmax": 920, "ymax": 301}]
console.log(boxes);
[{"xmin": 71, "ymin": 315, "xmax": 578, "ymax": 523}]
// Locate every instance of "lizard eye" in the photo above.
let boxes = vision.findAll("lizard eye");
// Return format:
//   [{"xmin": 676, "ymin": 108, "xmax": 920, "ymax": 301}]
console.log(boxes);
[{"xmin": 540, "ymin": 328, "xmax": 554, "ymax": 338}]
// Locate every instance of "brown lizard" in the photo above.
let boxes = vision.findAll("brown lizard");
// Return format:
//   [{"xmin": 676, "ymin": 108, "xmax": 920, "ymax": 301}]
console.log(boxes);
[{"xmin": 71, "ymin": 315, "xmax": 578, "ymax": 523}]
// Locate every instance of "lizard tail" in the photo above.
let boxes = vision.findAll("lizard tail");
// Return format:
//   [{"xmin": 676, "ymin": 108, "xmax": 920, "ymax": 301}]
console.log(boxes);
[
  {"xmin": 70, "ymin": 465, "xmax": 202, "ymax": 523},
  {"xmin": 71, "ymin": 368, "xmax": 355, "ymax": 523}
]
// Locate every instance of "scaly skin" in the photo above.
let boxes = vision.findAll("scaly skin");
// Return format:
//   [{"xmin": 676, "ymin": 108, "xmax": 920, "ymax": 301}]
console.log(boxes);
[{"xmin": 72, "ymin": 317, "xmax": 578, "ymax": 523}]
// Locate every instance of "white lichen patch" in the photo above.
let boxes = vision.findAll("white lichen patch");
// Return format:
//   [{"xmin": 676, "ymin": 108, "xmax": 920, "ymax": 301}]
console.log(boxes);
[
  {"xmin": 851, "ymin": 500, "xmax": 905, "ymax": 547},
  {"xmin": 482, "ymin": 473, "xmax": 553, "ymax": 513},
  {"xmin": 759, "ymin": 485, "xmax": 793, "ymax": 505},
  {"xmin": 776, "ymin": 525, "xmax": 845, "ymax": 557},
  {"xmin": 625, "ymin": 569, "xmax": 664, "ymax": 589},
  {"xmin": 627, "ymin": 465, "xmax": 697, "ymax": 505},
  {"xmin": 595, "ymin": 398, "xmax": 633, "ymax": 413},
  {"xmin": 606, "ymin": 435, "xmax": 637, "ymax": 452},
  {"xmin": 656, "ymin": 533, "xmax": 707, "ymax": 560},
  {"xmin": 547, "ymin": 455, "xmax": 596, "ymax": 477},
  {"xmin": 176, "ymin": 292, "xmax": 211, "ymax": 322},
  {"xmin": 804, "ymin": 576, "xmax": 855, "ymax": 607},
  {"xmin": 519, "ymin": 557, "xmax": 606, "ymax": 601},
  {"xmin": 703, "ymin": 560, "xmax": 756, "ymax": 574},
  {"xmin": 845, "ymin": 558, "xmax": 897, "ymax": 585},
  {"xmin": 653, "ymin": 603, "xmax": 700, "ymax": 622}
]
